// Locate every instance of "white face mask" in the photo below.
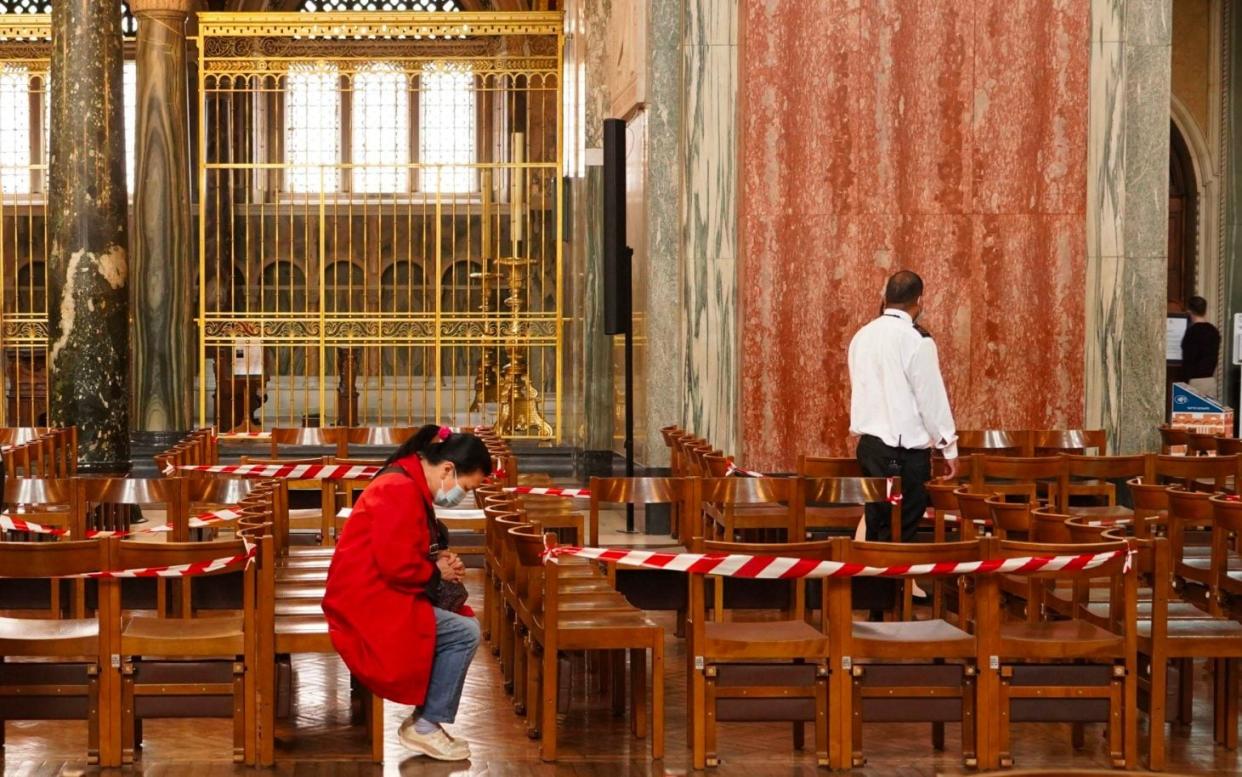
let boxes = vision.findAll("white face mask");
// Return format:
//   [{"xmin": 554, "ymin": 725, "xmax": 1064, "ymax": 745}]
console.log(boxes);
[{"xmin": 433, "ymin": 466, "xmax": 467, "ymax": 508}]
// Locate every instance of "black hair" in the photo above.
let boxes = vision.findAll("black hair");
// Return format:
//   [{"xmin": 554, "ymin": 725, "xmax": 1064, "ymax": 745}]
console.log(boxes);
[
  {"xmin": 884, "ymin": 270, "xmax": 924, "ymax": 306},
  {"xmin": 385, "ymin": 424, "xmax": 493, "ymax": 476},
  {"xmin": 1187, "ymin": 296, "xmax": 1208, "ymax": 317}
]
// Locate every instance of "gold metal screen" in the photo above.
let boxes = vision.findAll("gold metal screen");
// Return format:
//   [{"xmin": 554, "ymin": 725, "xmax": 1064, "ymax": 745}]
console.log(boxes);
[
  {"xmin": 196, "ymin": 11, "xmax": 564, "ymax": 438},
  {"xmin": 0, "ymin": 16, "xmax": 51, "ymax": 427}
]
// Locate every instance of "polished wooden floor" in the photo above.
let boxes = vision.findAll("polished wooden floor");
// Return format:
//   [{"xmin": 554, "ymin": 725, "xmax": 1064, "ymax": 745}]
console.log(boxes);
[{"xmin": 2, "ymin": 567, "xmax": 1238, "ymax": 776}]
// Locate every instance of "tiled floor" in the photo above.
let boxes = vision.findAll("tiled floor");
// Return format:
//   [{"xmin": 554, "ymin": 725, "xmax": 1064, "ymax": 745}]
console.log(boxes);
[{"xmin": 4, "ymin": 560, "xmax": 1239, "ymax": 776}]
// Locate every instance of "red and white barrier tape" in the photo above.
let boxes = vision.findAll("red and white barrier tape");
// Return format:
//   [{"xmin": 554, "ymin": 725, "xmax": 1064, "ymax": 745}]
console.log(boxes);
[
  {"xmin": 725, "ymin": 459, "xmax": 764, "ymax": 478},
  {"xmin": 1, "ymin": 508, "xmax": 245, "ymax": 539},
  {"xmin": 178, "ymin": 463, "xmax": 381, "ymax": 480},
  {"xmin": 84, "ymin": 544, "xmax": 256, "ymax": 579},
  {"xmin": 505, "ymin": 486, "xmax": 592, "ymax": 498},
  {"xmin": 0, "ymin": 514, "xmax": 66, "ymax": 536},
  {"xmin": 542, "ymin": 544, "xmax": 1129, "ymax": 578}
]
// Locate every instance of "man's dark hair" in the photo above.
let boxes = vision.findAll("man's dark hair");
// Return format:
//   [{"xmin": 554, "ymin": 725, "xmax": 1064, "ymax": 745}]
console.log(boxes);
[
  {"xmin": 1187, "ymin": 296, "xmax": 1208, "ymax": 317},
  {"xmin": 884, "ymin": 270, "xmax": 924, "ymax": 306}
]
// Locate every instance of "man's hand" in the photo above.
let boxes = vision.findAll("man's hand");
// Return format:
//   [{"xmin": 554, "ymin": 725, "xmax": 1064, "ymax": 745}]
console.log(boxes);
[
  {"xmin": 436, "ymin": 554, "xmax": 464, "ymax": 583},
  {"xmin": 939, "ymin": 456, "xmax": 961, "ymax": 481}
]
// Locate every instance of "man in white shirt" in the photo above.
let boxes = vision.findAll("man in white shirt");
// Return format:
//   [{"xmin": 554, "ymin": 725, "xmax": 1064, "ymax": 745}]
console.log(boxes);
[{"xmin": 848, "ymin": 270, "xmax": 960, "ymax": 543}]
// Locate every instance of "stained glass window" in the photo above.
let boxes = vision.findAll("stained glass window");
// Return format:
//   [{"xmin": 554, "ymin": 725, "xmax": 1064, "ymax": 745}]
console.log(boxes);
[
  {"xmin": 284, "ymin": 62, "xmax": 341, "ymax": 194},
  {"xmin": 352, "ymin": 62, "xmax": 408, "ymax": 193},
  {"xmin": 419, "ymin": 62, "xmax": 475, "ymax": 193}
]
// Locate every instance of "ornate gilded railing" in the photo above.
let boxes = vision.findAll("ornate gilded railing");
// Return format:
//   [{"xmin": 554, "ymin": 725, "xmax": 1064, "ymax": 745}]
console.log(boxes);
[{"xmin": 195, "ymin": 11, "xmax": 565, "ymax": 437}]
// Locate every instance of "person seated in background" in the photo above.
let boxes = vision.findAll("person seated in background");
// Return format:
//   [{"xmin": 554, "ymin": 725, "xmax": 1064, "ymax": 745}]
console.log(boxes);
[{"xmin": 1182, "ymin": 295, "xmax": 1221, "ymax": 398}]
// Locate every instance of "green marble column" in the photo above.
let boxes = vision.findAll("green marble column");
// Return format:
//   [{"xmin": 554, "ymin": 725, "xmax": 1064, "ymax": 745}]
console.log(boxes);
[
  {"xmin": 48, "ymin": 0, "xmax": 131, "ymax": 472},
  {"xmin": 130, "ymin": 1, "xmax": 194, "ymax": 436}
]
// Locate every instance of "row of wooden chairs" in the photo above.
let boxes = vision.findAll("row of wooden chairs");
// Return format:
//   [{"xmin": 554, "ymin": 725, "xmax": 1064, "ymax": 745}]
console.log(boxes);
[
  {"xmin": 1158, "ymin": 425, "xmax": 1242, "ymax": 456},
  {"xmin": 478, "ymin": 480, "xmax": 664, "ymax": 762},
  {"xmin": 0, "ymin": 480, "xmax": 281, "ymax": 766},
  {"xmin": 154, "ymin": 427, "xmax": 218, "ymax": 474},
  {"xmin": 2, "ymin": 426, "xmax": 77, "ymax": 478},
  {"xmin": 933, "ymin": 476, "xmax": 1242, "ymax": 770}
]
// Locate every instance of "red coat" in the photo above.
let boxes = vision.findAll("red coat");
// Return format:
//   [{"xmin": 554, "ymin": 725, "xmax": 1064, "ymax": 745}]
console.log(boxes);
[{"xmin": 323, "ymin": 455, "xmax": 445, "ymax": 705}]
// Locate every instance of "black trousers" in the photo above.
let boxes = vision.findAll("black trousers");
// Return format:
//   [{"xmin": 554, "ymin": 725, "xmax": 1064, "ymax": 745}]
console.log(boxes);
[{"xmin": 855, "ymin": 434, "xmax": 931, "ymax": 542}]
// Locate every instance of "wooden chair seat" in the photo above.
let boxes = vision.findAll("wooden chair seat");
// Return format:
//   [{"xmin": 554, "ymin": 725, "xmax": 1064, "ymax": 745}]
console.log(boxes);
[
  {"xmin": 999, "ymin": 620, "xmax": 1122, "ymax": 656},
  {"xmin": 273, "ymin": 585, "xmax": 326, "ymax": 600},
  {"xmin": 555, "ymin": 577, "xmax": 617, "ymax": 594},
  {"xmin": 549, "ymin": 611, "xmax": 657, "ymax": 635},
  {"xmin": 279, "ymin": 556, "xmax": 333, "ymax": 570},
  {"xmin": 1136, "ymin": 617, "xmax": 1242, "ymax": 642},
  {"xmin": 276, "ymin": 568, "xmax": 330, "ymax": 582},
  {"xmin": 554, "ymin": 593, "xmax": 633, "ymax": 612},
  {"xmin": 284, "ymin": 547, "xmax": 336, "ymax": 560},
  {"xmin": 852, "ymin": 618, "xmax": 973, "ymax": 656},
  {"xmin": 0, "ymin": 615, "xmax": 98, "ymax": 654},
  {"xmin": 274, "ymin": 616, "xmax": 334, "ymax": 653},
  {"xmin": 703, "ymin": 620, "xmax": 830, "ymax": 659},
  {"xmin": 1086, "ymin": 600, "xmax": 1206, "ymax": 620},
  {"xmin": 274, "ymin": 600, "xmax": 327, "ymax": 617},
  {"xmin": 121, "ymin": 614, "xmax": 244, "ymax": 656}
]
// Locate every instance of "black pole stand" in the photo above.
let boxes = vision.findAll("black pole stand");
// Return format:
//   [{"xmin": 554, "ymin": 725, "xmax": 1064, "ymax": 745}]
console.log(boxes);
[{"xmin": 621, "ymin": 245, "xmax": 637, "ymax": 533}]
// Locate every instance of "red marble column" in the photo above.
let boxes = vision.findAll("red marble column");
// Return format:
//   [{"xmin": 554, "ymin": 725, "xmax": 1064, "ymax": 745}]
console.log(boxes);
[{"xmin": 739, "ymin": 0, "xmax": 1089, "ymax": 470}]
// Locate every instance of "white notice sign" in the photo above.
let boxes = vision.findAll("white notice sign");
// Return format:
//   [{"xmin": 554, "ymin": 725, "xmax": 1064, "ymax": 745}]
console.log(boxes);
[
  {"xmin": 1167, "ymin": 317, "xmax": 1188, "ymax": 362},
  {"xmin": 232, "ymin": 338, "xmax": 263, "ymax": 376}
]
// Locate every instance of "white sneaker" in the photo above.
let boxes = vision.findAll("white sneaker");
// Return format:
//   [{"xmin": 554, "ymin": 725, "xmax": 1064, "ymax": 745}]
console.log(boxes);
[{"xmin": 398, "ymin": 717, "xmax": 471, "ymax": 761}]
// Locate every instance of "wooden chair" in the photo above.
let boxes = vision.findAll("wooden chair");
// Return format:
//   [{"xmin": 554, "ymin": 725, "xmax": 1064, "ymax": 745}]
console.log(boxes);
[
  {"xmin": 102, "ymin": 537, "xmax": 258, "ymax": 765},
  {"xmin": 587, "ymin": 477, "xmax": 689, "ymax": 547},
  {"xmin": 1058, "ymin": 454, "xmax": 1152, "ymax": 521},
  {"xmin": 1158, "ymin": 425, "xmax": 1190, "ymax": 455},
  {"xmin": 974, "ymin": 538, "xmax": 1137, "ymax": 769},
  {"xmin": 686, "ymin": 536, "xmax": 833, "ymax": 768},
  {"xmin": 1166, "ymin": 488, "xmax": 1223, "ymax": 614},
  {"xmin": 1127, "ymin": 530, "xmax": 1242, "ymax": 769},
  {"xmin": 827, "ymin": 537, "xmax": 980, "ymax": 770},
  {"xmin": 513, "ymin": 528, "xmax": 664, "ymax": 761},
  {"xmin": 345, "ymin": 425, "xmax": 416, "ymax": 454},
  {"xmin": 958, "ymin": 430, "xmax": 1028, "ymax": 457},
  {"xmin": 237, "ymin": 456, "xmax": 334, "ymax": 545},
  {"xmin": 1153, "ymin": 453, "xmax": 1239, "ymax": 492},
  {"xmin": 696, "ymin": 475, "xmax": 803, "ymax": 544},
  {"xmin": 801, "ymin": 476, "xmax": 900, "ymax": 539},
  {"xmin": 1216, "ymin": 436, "xmax": 1242, "ymax": 456},
  {"xmin": 72, "ymin": 477, "xmax": 192, "ymax": 541},
  {"xmin": 0, "ymin": 539, "xmax": 115, "ymax": 766},
  {"xmin": 1209, "ymin": 495, "xmax": 1242, "ymax": 624},
  {"xmin": 971, "ymin": 456, "xmax": 1069, "ymax": 511},
  {"xmin": 1030, "ymin": 429, "xmax": 1108, "ymax": 456},
  {"xmin": 1188, "ymin": 432, "xmax": 1219, "ymax": 456},
  {"xmin": 267, "ymin": 426, "xmax": 349, "ymax": 459}
]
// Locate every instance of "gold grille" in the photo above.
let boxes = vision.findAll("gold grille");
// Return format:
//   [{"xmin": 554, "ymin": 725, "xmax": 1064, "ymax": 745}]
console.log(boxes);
[
  {"xmin": 0, "ymin": 16, "xmax": 50, "ymax": 426},
  {"xmin": 197, "ymin": 12, "xmax": 564, "ymax": 437}
]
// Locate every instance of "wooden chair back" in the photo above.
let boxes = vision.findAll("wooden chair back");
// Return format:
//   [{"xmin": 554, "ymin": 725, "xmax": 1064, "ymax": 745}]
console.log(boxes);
[
  {"xmin": 268, "ymin": 427, "xmax": 348, "ymax": 458},
  {"xmin": 72, "ymin": 477, "xmax": 191, "ymax": 540},
  {"xmin": 1029, "ymin": 507, "xmax": 1073, "ymax": 543},
  {"xmin": 971, "ymin": 456, "xmax": 1069, "ymax": 510},
  {"xmin": 985, "ymin": 496, "xmax": 1032, "ymax": 540},
  {"xmin": 796, "ymin": 455, "xmax": 863, "ymax": 477},
  {"xmin": 801, "ymin": 476, "xmax": 900, "ymax": 538},
  {"xmin": 1158, "ymin": 425, "xmax": 1190, "ymax": 454},
  {"xmin": 1187, "ymin": 432, "xmax": 1218, "ymax": 456},
  {"xmin": 1152, "ymin": 453, "xmax": 1240, "ymax": 492},
  {"xmin": 957, "ymin": 430, "xmax": 1027, "ymax": 457},
  {"xmin": 694, "ymin": 476, "xmax": 804, "ymax": 545},
  {"xmin": 587, "ymin": 477, "xmax": 690, "ymax": 546},
  {"xmin": 346, "ymin": 426, "xmax": 417, "ymax": 453},
  {"xmin": 1215, "ymin": 436, "xmax": 1242, "ymax": 456},
  {"xmin": 952, "ymin": 488, "xmax": 996, "ymax": 540},
  {"xmin": 1031, "ymin": 429, "xmax": 1107, "ymax": 456}
]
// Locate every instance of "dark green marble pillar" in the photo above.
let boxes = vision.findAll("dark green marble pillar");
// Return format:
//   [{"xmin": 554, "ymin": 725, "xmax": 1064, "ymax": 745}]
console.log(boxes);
[
  {"xmin": 48, "ymin": 0, "xmax": 131, "ymax": 472},
  {"xmin": 130, "ymin": 1, "xmax": 193, "ymax": 437}
]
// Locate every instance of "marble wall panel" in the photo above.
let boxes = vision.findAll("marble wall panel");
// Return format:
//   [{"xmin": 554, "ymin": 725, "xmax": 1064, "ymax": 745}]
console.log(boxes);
[
  {"xmin": 739, "ymin": 0, "xmax": 1091, "ymax": 470},
  {"xmin": 682, "ymin": 0, "xmax": 739, "ymax": 455}
]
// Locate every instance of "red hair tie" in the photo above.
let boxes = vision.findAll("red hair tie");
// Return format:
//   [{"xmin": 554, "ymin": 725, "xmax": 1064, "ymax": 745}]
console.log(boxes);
[{"xmin": 437, "ymin": 426, "xmax": 452, "ymax": 442}]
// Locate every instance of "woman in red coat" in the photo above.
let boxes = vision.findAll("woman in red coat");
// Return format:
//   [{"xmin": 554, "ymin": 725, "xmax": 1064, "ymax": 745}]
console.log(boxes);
[{"xmin": 323, "ymin": 424, "xmax": 491, "ymax": 761}]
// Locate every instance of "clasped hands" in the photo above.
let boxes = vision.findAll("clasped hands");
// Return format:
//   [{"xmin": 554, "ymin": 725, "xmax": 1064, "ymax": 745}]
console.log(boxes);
[{"xmin": 435, "ymin": 550, "xmax": 466, "ymax": 582}]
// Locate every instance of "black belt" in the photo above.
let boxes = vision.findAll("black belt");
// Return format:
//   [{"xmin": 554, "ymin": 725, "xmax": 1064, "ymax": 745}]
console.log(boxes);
[{"xmin": 861, "ymin": 434, "xmax": 930, "ymax": 457}]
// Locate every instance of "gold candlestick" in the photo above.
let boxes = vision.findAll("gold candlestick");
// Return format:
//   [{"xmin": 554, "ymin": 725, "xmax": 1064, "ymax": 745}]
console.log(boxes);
[
  {"xmin": 468, "ymin": 270, "xmax": 504, "ymax": 413},
  {"xmin": 494, "ymin": 256, "xmax": 552, "ymax": 437}
]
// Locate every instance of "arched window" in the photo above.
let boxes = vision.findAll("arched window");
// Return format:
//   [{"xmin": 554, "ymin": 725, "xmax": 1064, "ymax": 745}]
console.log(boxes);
[
  {"xmin": 15, "ymin": 259, "xmax": 44, "ymax": 314},
  {"xmin": 261, "ymin": 261, "xmax": 307, "ymax": 376},
  {"xmin": 380, "ymin": 260, "xmax": 426, "ymax": 376}
]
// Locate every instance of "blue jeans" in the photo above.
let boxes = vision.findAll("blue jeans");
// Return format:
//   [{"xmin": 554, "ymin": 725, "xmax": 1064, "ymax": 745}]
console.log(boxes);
[{"xmin": 419, "ymin": 607, "xmax": 481, "ymax": 724}]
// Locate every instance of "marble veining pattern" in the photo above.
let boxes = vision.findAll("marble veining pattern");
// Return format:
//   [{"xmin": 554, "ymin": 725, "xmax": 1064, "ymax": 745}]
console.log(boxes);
[
  {"xmin": 681, "ymin": 0, "xmax": 739, "ymax": 456},
  {"xmin": 1084, "ymin": 0, "xmax": 1172, "ymax": 454},
  {"xmin": 739, "ymin": 0, "xmax": 1093, "ymax": 469}
]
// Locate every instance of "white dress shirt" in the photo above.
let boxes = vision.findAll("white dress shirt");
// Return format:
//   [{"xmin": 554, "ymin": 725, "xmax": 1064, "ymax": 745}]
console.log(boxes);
[{"xmin": 847, "ymin": 308, "xmax": 959, "ymax": 459}]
